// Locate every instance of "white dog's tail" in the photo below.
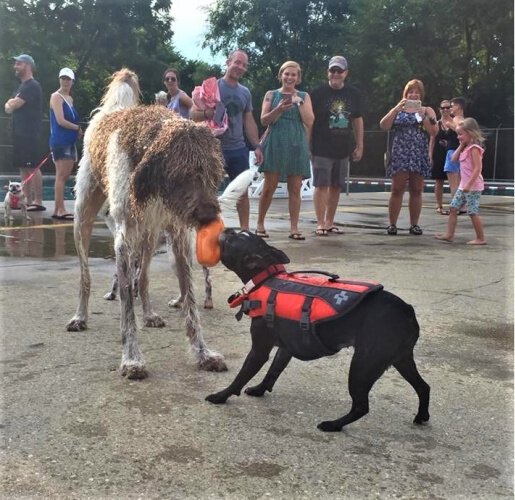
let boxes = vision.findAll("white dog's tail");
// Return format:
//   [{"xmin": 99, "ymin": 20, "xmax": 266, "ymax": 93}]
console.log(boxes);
[{"xmin": 217, "ymin": 169, "xmax": 255, "ymax": 211}]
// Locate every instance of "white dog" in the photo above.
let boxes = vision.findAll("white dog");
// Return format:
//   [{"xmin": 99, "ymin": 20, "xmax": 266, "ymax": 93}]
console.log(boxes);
[
  {"xmin": 66, "ymin": 68, "xmax": 228, "ymax": 379},
  {"xmin": 4, "ymin": 181, "xmax": 30, "ymax": 223}
]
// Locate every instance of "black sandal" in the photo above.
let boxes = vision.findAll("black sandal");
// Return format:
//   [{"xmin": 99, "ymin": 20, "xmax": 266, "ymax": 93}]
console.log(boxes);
[
  {"xmin": 409, "ymin": 224, "xmax": 423, "ymax": 235},
  {"xmin": 386, "ymin": 224, "xmax": 397, "ymax": 235}
]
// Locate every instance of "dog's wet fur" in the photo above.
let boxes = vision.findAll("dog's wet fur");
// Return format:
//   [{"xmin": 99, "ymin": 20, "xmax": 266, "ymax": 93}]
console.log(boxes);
[{"xmin": 206, "ymin": 229, "xmax": 430, "ymax": 432}]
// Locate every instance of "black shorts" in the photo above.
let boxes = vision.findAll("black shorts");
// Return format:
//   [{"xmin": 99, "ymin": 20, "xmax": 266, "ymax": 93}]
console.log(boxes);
[{"xmin": 12, "ymin": 135, "xmax": 40, "ymax": 169}]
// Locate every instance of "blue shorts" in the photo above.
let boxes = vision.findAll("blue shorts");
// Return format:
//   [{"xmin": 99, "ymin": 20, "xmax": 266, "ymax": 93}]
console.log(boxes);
[
  {"xmin": 450, "ymin": 189, "xmax": 482, "ymax": 215},
  {"xmin": 222, "ymin": 147, "xmax": 249, "ymax": 181},
  {"xmin": 444, "ymin": 150, "xmax": 460, "ymax": 173},
  {"xmin": 51, "ymin": 143, "xmax": 77, "ymax": 162}
]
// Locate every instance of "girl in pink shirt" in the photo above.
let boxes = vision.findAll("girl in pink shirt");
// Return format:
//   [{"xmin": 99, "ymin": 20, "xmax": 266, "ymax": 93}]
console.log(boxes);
[{"xmin": 435, "ymin": 118, "xmax": 486, "ymax": 245}]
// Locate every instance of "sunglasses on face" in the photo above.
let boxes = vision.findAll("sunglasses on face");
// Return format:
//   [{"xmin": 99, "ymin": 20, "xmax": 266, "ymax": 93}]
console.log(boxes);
[
  {"xmin": 329, "ymin": 67, "xmax": 345, "ymax": 74},
  {"xmin": 164, "ymin": 76, "xmax": 177, "ymax": 82},
  {"xmin": 440, "ymin": 106, "xmax": 451, "ymax": 110}
]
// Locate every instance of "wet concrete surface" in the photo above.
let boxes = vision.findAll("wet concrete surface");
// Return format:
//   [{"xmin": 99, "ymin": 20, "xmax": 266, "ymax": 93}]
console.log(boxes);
[{"xmin": 0, "ymin": 192, "xmax": 513, "ymax": 499}]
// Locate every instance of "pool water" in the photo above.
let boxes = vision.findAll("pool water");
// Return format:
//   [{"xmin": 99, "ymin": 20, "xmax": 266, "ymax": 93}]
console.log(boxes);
[{"xmin": 2, "ymin": 175, "xmax": 512, "ymax": 201}]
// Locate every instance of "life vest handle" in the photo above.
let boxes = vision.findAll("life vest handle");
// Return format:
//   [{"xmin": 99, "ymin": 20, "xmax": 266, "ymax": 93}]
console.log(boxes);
[{"xmin": 286, "ymin": 270, "xmax": 340, "ymax": 281}]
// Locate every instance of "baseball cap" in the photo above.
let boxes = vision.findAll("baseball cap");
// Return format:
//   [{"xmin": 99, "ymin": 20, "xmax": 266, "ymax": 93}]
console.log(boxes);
[
  {"xmin": 328, "ymin": 56, "xmax": 348, "ymax": 71},
  {"xmin": 11, "ymin": 54, "xmax": 35, "ymax": 68},
  {"xmin": 59, "ymin": 67, "xmax": 75, "ymax": 80}
]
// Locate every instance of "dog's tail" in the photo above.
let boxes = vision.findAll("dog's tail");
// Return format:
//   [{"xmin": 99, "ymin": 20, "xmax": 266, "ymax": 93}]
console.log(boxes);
[
  {"xmin": 92, "ymin": 68, "xmax": 140, "ymax": 117},
  {"xmin": 217, "ymin": 169, "xmax": 256, "ymax": 212}
]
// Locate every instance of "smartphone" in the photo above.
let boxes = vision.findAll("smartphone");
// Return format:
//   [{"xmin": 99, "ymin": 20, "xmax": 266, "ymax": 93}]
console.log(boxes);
[
  {"xmin": 281, "ymin": 93, "xmax": 292, "ymax": 104},
  {"xmin": 405, "ymin": 99, "xmax": 422, "ymax": 110}
]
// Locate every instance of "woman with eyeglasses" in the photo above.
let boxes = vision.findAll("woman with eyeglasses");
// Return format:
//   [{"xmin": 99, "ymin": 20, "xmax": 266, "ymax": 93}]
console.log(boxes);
[
  {"xmin": 430, "ymin": 100, "xmax": 453, "ymax": 214},
  {"xmin": 380, "ymin": 79, "xmax": 438, "ymax": 235},
  {"xmin": 162, "ymin": 68, "xmax": 193, "ymax": 118},
  {"xmin": 443, "ymin": 97, "xmax": 466, "ymax": 210}
]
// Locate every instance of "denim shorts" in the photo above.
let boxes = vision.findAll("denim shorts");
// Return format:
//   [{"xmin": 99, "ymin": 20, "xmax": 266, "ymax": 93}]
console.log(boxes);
[
  {"xmin": 222, "ymin": 147, "xmax": 249, "ymax": 181},
  {"xmin": 450, "ymin": 189, "xmax": 482, "ymax": 215},
  {"xmin": 51, "ymin": 143, "xmax": 78, "ymax": 162},
  {"xmin": 312, "ymin": 156, "xmax": 349, "ymax": 188}
]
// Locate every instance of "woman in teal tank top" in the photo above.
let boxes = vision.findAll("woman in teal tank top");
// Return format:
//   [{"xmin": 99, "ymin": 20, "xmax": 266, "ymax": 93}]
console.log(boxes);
[{"xmin": 256, "ymin": 61, "xmax": 314, "ymax": 240}]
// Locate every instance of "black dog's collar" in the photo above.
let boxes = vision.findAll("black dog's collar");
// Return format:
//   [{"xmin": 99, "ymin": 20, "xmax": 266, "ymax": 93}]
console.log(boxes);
[{"xmin": 228, "ymin": 263, "xmax": 286, "ymax": 308}]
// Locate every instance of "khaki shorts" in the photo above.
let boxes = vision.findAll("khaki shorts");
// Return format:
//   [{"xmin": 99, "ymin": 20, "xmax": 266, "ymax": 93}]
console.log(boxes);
[{"xmin": 312, "ymin": 156, "xmax": 349, "ymax": 188}]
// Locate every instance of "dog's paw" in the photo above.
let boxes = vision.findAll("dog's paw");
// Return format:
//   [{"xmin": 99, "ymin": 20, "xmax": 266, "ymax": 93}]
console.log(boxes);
[
  {"xmin": 244, "ymin": 384, "xmax": 267, "ymax": 397},
  {"xmin": 203, "ymin": 298, "xmax": 214, "ymax": 309},
  {"xmin": 120, "ymin": 362, "xmax": 148, "ymax": 380},
  {"xmin": 205, "ymin": 392, "xmax": 229, "ymax": 404},
  {"xmin": 103, "ymin": 291, "xmax": 117, "ymax": 300},
  {"xmin": 317, "ymin": 420, "xmax": 344, "ymax": 433},
  {"xmin": 66, "ymin": 318, "xmax": 87, "ymax": 331},
  {"xmin": 143, "ymin": 314, "xmax": 166, "ymax": 328},
  {"xmin": 413, "ymin": 411, "xmax": 430, "ymax": 424},
  {"xmin": 168, "ymin": 296, "xmax": 183, "ymax": 308},
  {"xmin": 198, "ymin": 351, "xmax": 228, "ymax": 372}
]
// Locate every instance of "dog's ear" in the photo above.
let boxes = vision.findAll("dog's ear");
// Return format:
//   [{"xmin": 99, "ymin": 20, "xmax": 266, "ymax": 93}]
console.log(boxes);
[{"xmin": 269, "ymin": 247, "xmax": 290, "ymax": 264}]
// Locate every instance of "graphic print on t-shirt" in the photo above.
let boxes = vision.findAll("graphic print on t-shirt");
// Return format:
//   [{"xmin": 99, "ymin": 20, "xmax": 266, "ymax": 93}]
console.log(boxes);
[{"xmin": 329, "ymin": 99, "xmax": 350, "ymax": 129}]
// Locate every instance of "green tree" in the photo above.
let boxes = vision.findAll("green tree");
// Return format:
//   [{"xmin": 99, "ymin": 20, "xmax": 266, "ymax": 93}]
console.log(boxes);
[
  {"xmin": 203, "ymin": 0, "xmax": 514, "ymax": 128},
  {"xmin": 204, "ymin": 0, "xmax": 352, "ymax": 116},
  {"xmin": 0, "ymin": 0, "xmax": 181, "ymax": 116}
]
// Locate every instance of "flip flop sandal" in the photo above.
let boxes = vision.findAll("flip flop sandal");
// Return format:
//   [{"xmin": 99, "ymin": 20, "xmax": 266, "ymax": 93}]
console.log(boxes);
[
  {"xmin": 315, "ymin": 228, "xmax": 328, "ymax": 236},
  {"xmin": 288, "ymin": 233, "xmax": 305, "ymax": 240},
  {"xmin": 27, "ymin": 204, "xmax": 46, "ymax": 211},
  {"xmin": 51, "ymin": 213, "xmax": 74, "ymax": 220},
  {"xmin": 255, "ymin": 230, "xmax": 269, "ymax": 238},
  {"xmin": 409, "ymin": 224, "xmax": 423, "ymax": 235},
  {"xmin": 386, "ymin": 224, "xmax": 397, "ymax": 235},
  {"xmin": 326, "ymin": 226, "xmax": 344, "ymax": 234}
]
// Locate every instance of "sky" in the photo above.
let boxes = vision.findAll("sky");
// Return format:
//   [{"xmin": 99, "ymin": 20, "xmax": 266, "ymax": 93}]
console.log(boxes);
[{"xmin": 170, "ymin": 0, "xmax": 225, "ymax": 66}]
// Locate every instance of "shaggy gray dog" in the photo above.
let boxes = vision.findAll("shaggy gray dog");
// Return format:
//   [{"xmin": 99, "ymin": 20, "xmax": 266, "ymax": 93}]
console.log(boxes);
[{"xmin": 66, "ymin": 68, "xmax": 227, "ymax": 379}]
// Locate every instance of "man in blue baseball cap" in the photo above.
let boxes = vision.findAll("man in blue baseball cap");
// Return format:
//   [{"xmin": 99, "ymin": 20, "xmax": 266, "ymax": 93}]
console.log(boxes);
[{"xmin": 4, "ymin": 54, "xmax": 45, "ymax": 210}]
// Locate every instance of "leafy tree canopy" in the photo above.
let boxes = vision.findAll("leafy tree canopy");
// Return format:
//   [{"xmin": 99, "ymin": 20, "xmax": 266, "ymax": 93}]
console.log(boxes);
[
  {"xmin": 0, "ymin": 0, "xmax": 221, "ymax": 118},
  {"xmin": 203, "ymin": 0, "xmax": 514, "ymax": 128}
]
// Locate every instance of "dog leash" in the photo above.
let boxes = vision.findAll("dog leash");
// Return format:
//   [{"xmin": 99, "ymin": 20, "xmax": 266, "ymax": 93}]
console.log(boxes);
[{"xmin": 21, "ymin": 154, "xmax": 51, "ymax": 184}]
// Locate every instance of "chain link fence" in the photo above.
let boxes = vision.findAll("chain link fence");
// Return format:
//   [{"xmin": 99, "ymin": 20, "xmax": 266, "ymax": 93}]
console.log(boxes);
[{"xmin": 1, "ymin": 116, "xmax": 513, "ymax": 181}]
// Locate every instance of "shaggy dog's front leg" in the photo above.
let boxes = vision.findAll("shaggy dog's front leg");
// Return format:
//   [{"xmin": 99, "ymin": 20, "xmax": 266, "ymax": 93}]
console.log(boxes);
[
  {"xmin": 167, "ymin": 225, "xmax": 227, "ymax": 371},
  {"xmin": 138, "ymin": 230, "xmax": 165, "ymax": 327},
  {"xmin": 67, "ymin": 169, "xmax": 106, "ymax": 331},
  {"xmin": 116, "ymin": 232, "xmax": 147, "ymax": 379}
]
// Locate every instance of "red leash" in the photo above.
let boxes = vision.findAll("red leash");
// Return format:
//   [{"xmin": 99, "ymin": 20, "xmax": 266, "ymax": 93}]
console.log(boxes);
[{"xmin": 22, "ymin": 154, "xmax": 50, "ymax": 184}]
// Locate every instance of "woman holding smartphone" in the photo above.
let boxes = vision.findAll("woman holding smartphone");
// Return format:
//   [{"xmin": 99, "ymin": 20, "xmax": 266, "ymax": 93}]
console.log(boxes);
[
  {"xmin": 380, "ymin": 79, "xmax": 438, "ymax": 235},
  {"xmin": 256, "ymin": 60, "xmax": 314, "ymax": 240}
]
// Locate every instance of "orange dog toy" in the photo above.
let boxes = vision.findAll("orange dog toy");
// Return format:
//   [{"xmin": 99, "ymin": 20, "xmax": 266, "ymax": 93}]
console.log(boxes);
[{"xmin": 196, "ymin": 218, "xmax": 225, "ymax": 267}]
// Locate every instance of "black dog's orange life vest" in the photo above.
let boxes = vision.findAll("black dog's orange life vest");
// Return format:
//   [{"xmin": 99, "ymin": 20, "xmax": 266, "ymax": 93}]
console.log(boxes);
[{"xmin": 229, "ymin": 270, "xmax": 383, "ymax": 360}]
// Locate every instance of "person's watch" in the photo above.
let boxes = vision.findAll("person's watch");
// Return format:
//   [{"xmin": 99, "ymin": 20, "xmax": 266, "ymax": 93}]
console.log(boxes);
[{"xmin": 254, "ymin": 144, "xmax": 262, "ymax": 150}]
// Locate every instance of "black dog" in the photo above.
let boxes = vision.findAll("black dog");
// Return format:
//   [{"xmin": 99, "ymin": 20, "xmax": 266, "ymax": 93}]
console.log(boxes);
[{"xmin": 206, "ymin": 229, "xmax": 430, "ymax": 432}]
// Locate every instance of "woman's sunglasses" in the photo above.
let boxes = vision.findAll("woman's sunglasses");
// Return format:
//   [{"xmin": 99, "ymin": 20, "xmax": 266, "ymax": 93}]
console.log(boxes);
[
  {"xmin": 164, "ymin": 76, "xmax": 177, "ymax": 82},
  {"xmin": 440, "ymin": 106, "xmax": 451, "ymax": 110},
  {"xmin": 329, "ymin": 67, "xmax": 345, "ymax": 74}
]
